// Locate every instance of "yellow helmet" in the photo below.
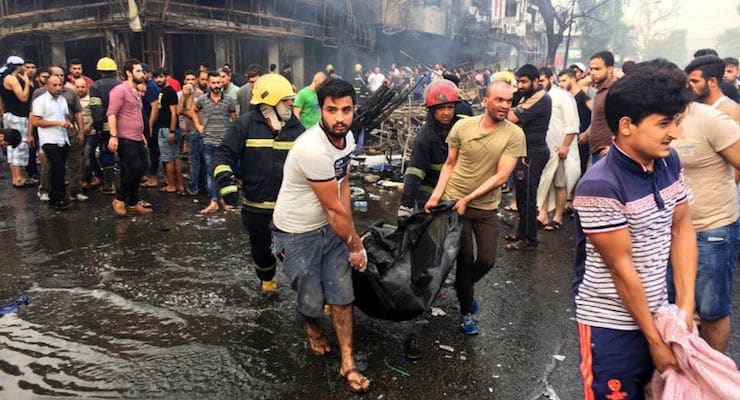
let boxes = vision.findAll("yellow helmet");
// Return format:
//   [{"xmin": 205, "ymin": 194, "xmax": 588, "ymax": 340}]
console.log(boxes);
[
  {"xmin": 492, "ymin": 70, "xmax": 516, "ymax": 86},
  {"xmin": 96, "ymin": 57, "xmax": 117, "ymax": 71},
  {"xmin": 250, "ymin": 73, "xmax": 296, "ymax": 106},
  {"xmin": 326, "ymin": 64, "xmax": 334, "ymax": 72},
  {"xmin": 354, "ymin": 63, "xmax": 362, "ymax": 72}
]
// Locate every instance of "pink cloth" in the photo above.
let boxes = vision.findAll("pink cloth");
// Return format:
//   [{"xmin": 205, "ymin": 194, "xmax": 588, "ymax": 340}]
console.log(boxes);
[
  {"xmin": 107, "ymin": 82, "xmax": 144, "ymax": 141},
  {"xmin": 646, "ymin": 304, "xmax": 740, "ymax": 400}
]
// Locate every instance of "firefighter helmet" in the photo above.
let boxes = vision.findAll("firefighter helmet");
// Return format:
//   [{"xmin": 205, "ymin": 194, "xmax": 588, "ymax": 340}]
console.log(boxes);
[
  {"xmin": 354, "ymin": 63, "xmax": 362, "ymax": 72},
  {"xmin": 423, "ymin": 79, "xmax": 460, "ymax": 108},
  {"xmin": 96, "ymin": 57, "xmax": 117, "ymax": 71},
  {"xmin": 250, "ymin": 73, "xmax": 296, "ymax": 106}
]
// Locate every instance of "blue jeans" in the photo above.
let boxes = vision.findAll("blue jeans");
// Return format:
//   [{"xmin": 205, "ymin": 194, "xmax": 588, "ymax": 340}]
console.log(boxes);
[
  {"xmin": 187, "ymin": 132, "xmax": 204, "ymax": 192},
  {"xmin": 272, "ymin": 225, "xmax": 353, "ymax": 318},
  {"xmin": 667, "ymin": 220, "xmax": 738, "ymax": 321},
  {"xmin": 83, "ymin": 134, "xmax": 102, "ymax": 182},
  {"xmin": 202, "ymin": 144, "xmax": 218, "ymax": 201}
]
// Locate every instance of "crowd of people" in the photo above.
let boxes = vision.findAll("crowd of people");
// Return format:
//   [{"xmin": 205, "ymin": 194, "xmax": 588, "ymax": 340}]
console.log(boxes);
[{"xmin": 1, "ymin": 47, "xmax": 740, "ymax": 396}]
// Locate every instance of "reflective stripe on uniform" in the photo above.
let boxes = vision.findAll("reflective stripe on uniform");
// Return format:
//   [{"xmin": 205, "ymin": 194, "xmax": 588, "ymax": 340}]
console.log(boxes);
[
  {"xmin": 456, "ymin": 114, "xmax": 470, "ymax": 119},
  {"xmin": 213, "ymin": 164, "xmax": 233, "ymax": 176},
  {"xmin": 405, "ymin": 166, "xmax": 426, "ymax": 180},
  {"xmin": 220, "ymin": 185, "xmax": 238, "ymax": 196},
  {"xmin": 243, "ymin": 198, "xmax": 276, "ymax": 209},
  {"xmin": 429, "ymin": 163, "xmax": 443, "ymax": 171},
  {"xmin": 420, "ymin": 185, "xmax": 434, "ymax": 194},
  {"xmin": 245, "ymin": 138, "xmax": 295, "ymax": 151},
  {"xmin": 89, "ymin": 97, "xmax": 102, "ymax": 106}
]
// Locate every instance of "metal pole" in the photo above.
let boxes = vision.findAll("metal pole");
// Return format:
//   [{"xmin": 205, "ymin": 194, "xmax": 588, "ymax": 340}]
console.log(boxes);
[{"xmin": 563, "ymin": 0, "xmax": 576, "ymax": 69}]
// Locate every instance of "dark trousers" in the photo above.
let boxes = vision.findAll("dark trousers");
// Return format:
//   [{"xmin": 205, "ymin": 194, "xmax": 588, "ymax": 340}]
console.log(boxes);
[
  {"xmin": 242, "ymin": 209, "xmax": 277, "ymax": 282},
  {"xmin": 116, "ymin": 138, "xmax": 148, "ymax": 206},
  {"xmin": 83, "ymin": 134, "xmax": 103, "ymax": 181},
  {"xmin": 514, "ymin": 147, "xmax": 550, "ymax": 246},
  {"xmin": 41, "ymin": 143, "xmax": 68, "ymax": 203},
  {"xmin": 455, "ymin": 207, "xmax": 499, "ymax": 315},
  {"xmin": 27, "ymin": 129, "xmax": 40, "ymax": 178},
  {"xmin": 97, "ymin": 132, "xmax": 116, "ymax": 169},
  {"xmin": 147, "ymin": 126, "xmax": 160, "ymax": 176},
  {"xmin": 578, "ymin": 141, "xmax": 590, "ymax": 176}
]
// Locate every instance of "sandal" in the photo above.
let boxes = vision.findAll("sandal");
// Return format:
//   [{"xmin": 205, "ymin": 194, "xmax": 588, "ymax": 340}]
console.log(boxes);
[
  {"xmin": 340, "ymin": 367, "xmax": 371, "ymax": 394},
  {"xmin": 503, "ymin": 204, "xmax": 518, "ymax": 212},
  {"xmin": 537, "ymin": 220, "xmax": 547, "ymax": 229},
  {"xmin": 504, "ymin": 233, "xmax": 520, "ymax": 242},
  {"xmin": 504, "ymin": 240, "xmax": 537, "ymax": 251},
  {"xmin": 544, "ymin": 221, "xmax": 562, "ymax": 231}
]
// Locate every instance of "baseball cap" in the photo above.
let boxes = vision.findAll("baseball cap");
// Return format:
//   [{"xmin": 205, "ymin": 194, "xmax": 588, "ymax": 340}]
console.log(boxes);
[{"xmin": 568, "ymin": 62, "xmax": 586, "ymax": 72}]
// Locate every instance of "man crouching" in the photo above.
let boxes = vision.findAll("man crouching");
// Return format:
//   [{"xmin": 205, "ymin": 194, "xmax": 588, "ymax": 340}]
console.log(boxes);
[{"xmin": 272, "ymin": 79, "xmax": 370, "ymax": 394}]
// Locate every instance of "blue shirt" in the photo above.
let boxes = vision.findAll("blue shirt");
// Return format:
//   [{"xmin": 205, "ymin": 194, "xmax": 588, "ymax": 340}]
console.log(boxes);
[{"xmin": 572, "ymin": 144, "xmax": 688, "ymax": 330}]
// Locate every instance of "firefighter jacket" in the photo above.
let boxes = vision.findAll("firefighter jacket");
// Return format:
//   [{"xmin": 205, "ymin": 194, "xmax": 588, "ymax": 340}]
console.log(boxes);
[
  {"xmin": 89, "ymin": 77, "xmax": 121, "ymax": 133},
  {"xmin": 213, "ymin": 110, "xmax": 305, "ymax": 214},
  {"xmin": 401, "ymin": 113, "xmax": 450, "ymax": 209}
]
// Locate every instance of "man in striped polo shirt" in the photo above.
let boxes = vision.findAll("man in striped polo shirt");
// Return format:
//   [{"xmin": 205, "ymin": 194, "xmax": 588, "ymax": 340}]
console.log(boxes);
[{"xmin": 573, "ymin": 60, "xmax": 697, "ymax": 400}]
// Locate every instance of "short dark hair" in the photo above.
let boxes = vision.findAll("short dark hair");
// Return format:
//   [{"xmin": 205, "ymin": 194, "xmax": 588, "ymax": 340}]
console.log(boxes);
[
  {"xmin": 515, "ymin": 64, "xmax": 539, "ymax": 81},
  {"xmin": 622, "ymin": 60, "xmax": 636, "ymax": 75},
  {"xmin": 24, "ymin": 59, "xmax": 36, "ymax": 65},
  {"xmin": 685, "ymin": 55, "xmax": 725, "ymax": 82},
  {"xmin": 269, "ymin": 64, "xmax": 277, "ymax": 72},
  {"xmin": 123, "ymin": 58, "xmax": 140, "ymax": 75},
  {"xmin": 152, "ymin": 67, "xmax": 168, "ymax": 77},
  {"xmin": 558, "ymin": 68, "xmax": 576, "ymax": 79},
  {"xmin": 207, "ymin": 71, "xmax": 220, "ymax": 79},
  {"xmin": 68, "ymin": 58, "xmax": 82, "ymax": 66},
  {"xmin": 283, "ymin": 63, "xmax": 291, "ymax": 69},
  {"xmin": 590, "ymin": 51, "xmax": 615, "ymax": 67},
  {"xmin": 246, "ymin": 64, "xmax": 264, "ymax": 78},
  {"xmin": 725, "ymin": 57, "xmax": 739, "ymax": 68},
  {"xmin": 218, "ymin": 68, "xmax": 231, "ymax": 77},
  {"xmin": 538, "ymin": 67, "xmax": 554, "ymax": 79},
  {"xmin": 0, "ymin": 128, "xmax": 22, "ymax": 148},
  {"xmin": 693, "ymin": 48, "xmax": 718, "ymax": 57},
  {"xmin": 183, "ymin": 69, "xmax": 196, "ymax": 78},
  {"xmin": 317, "ymin": 79, "xmax": 356, "ymax": 108},
  {"xmin": 605, "ymin": 59, "xmax": 689, "ymax": 135}
]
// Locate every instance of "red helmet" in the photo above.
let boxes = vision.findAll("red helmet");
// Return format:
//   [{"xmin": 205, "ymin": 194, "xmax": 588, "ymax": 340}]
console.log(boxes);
[{"xmin": 424, "ymin": 79, "xmax": 460, "ymax": 108}]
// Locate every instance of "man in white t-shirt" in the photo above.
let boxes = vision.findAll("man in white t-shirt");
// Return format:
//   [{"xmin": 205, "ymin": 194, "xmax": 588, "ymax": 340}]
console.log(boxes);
[
  {"xmin": 367, "ymin": 67, "xmax": 385, "ymax": 93},
  {"xmin": 272, "ymin": 79, "xmax": 370, "ymax": 394}
]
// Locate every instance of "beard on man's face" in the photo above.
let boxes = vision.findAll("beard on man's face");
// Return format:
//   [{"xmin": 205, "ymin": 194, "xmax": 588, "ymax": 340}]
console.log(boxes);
[{"xmin": 321, "ymin": 118, "xmax": 349, "ymax": 139}]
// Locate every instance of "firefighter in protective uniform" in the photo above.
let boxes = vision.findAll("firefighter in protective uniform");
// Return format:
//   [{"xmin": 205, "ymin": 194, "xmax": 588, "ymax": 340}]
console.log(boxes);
[
  {"xmin": 398, "ymin": 79, "xmax": 470, "ymax": 221},
  {"xmin": 89, "ymin": 57, "xmax": 122, "ymax": 194},
  {"xmin": 213, "ymin": 74, "xmax": 304, "ymax": 293}
]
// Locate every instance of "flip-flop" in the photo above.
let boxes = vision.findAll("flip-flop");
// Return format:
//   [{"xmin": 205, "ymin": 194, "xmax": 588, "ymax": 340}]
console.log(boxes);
[
  {"xmin": 159, "ymin": 187, "xmax": 176, "ymax": 193},
  {"xmin": 503, "ymin": 204, "xmax": 517, "ymax": 212},
  {"xmin": 537, "ymin": 220, "xmax": 547, "ymax": 229},
  {"xmin": 341, "ymin": 367, "xmax": 371, "ymax": 394},
  {"xmin": 504, "ymin": 233, "xmax": 521, "ymax": 242},
  {"xmin": 504, "ymin": 240, "xmax": 537, "ymax": 251},
  {"xmin": 544, "ymin": 221, "xmax": 562, "ymax": 231}
]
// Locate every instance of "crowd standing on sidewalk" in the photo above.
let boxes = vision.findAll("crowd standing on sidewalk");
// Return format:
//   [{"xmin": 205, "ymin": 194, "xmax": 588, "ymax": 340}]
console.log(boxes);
[{"xmin": 1, "ymin": 48, "xmax": 740, "ymax": 397}]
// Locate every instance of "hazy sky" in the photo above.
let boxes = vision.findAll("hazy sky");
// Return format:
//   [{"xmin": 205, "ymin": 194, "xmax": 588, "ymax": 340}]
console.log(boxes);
[{"xmin": 622, "ymin": 0, "xmax": 739, "ymax": 51}]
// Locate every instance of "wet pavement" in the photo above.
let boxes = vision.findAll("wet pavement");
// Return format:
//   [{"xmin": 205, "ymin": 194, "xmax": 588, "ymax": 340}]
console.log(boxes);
[{"xmin": 0, "ymin": 172, "xmax": 738, "ymax": 400}]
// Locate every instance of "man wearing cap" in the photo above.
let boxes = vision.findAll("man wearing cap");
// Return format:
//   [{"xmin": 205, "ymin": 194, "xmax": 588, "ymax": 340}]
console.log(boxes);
[
  {"xmin": 90, "ymin": 57, "xmax": 122, "ymax": 195},
  {"xmin": 1, "ymin": 56, "xmax": 34, "ymax": 187},
  {"xmin": 213, "ymin": 73, "xmax": 303, "ymax": 293}
]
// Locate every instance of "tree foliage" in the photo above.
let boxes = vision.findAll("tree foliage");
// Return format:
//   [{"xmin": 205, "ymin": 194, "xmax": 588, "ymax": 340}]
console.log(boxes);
[
  {"xmin": 643, "ymin": 29, "xmax": 689, "ymax": 66},
  {"xmin": 576, "ymin": 0, "xmax": 635, "ymax": 63},
  {"xmin": 716, "ymin": 28, "xmax": 740, "ymax": 59}
]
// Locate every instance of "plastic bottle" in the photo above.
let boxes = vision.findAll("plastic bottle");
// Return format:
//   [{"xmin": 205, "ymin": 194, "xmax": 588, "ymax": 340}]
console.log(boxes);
[{"xmin": 352, "ymin": 200, "xmax": 368, "ymax": 212}]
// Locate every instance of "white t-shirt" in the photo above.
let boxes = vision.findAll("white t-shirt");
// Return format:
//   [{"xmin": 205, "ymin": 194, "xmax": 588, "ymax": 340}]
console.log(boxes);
[
  {"xmin": 32, "ymin": 92, "xmax": 69, "ymax": 147},
  {"xmin": 367, "ymin": 72, "xmax": 386, "ymax": 92},
  {"xmin": 273, "ymin": 124, "xmax": 355, "ymax": 233}
]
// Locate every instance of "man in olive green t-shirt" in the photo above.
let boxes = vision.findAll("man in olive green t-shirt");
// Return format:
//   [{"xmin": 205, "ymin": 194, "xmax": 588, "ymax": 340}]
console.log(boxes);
[
  {"xmin": 293, "ymin": 72, "xmax": 326, "ymax": 129},
  {"xmin": 426, "ymin": 81, "xmax": 526, "ymax": 335}
]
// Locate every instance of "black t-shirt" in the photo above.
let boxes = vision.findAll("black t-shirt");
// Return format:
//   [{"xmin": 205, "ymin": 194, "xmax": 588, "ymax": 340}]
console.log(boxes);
[
  {"xmin": 514, "ymin": 91, "xmax": 552, "ymax": 150},
  {"xmin": 574, "ymin": 90, "xmax": 591, "ymax": 133},
  {"xmin": 155, "ymin": 86, "xmax": 178, "ymax": 130}
]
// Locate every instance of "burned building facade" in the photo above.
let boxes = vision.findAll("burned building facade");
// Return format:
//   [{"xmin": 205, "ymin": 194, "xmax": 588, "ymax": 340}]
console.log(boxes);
[{"xmin": 0, "ymin": 0, "xmax": 545, "ymax": 85}]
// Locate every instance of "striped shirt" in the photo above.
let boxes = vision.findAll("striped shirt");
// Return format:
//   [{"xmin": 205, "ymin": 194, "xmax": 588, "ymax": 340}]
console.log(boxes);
[
  {"xmin": 195, "ymin": 93, "xmax": 235, "ymax": 146},
  {"xmin": 572, "ymin": 144, "xmax": 688, "ymax": 330}
]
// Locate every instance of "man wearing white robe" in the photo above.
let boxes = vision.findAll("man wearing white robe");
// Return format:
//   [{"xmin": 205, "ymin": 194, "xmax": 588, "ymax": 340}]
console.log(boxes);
[{"xmin": 536, "ymin": 68, "xmax": 580, "ymax": 229}]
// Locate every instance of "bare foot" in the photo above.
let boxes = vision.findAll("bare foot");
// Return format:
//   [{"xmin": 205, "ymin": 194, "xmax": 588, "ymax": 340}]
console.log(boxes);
[
  {"xmin": 199, "ymin": 201, "xmax": 219, "ymax": 214},
  {"xmin": 306, "ymin": 325, "xmax": 332, "ymax": 355},
  {"xmin": 340, "ymin": 366, "xmax": 371, "ymax": 393},
  {"xmin": 159, "ymin": 186, "xmax": 176, "ymax": 193}
]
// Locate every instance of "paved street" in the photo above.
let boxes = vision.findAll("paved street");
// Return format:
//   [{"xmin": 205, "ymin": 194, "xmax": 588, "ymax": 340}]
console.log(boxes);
[{"xmin": 0, "ymin": 177, "xmax": 738, "ymax": 400}]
